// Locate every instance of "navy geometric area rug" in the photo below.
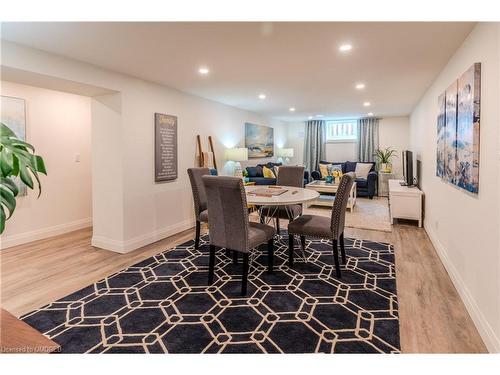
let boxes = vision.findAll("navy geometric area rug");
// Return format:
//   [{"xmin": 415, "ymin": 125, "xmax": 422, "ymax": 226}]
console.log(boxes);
[{"xmin": 21, "ymin": 231, "xmax": 400, "ymax": 353}]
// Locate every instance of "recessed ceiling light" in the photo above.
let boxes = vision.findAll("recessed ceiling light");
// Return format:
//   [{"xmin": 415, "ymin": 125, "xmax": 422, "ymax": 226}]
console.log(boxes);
[
  {"xmin": 315, "ymin": 114, "xmax": 324, "ymax": 117},
  {"xmin": 198, "ymin": 67, "xmax": 210, "ymax": 75},
  {"xmin": 258, "ymin": 93, "xmax": 266, "ymax": 100},
  {"xmin": 289, "ymin": 107, "xmax": 296, "ymax": 112},
  {"xmin": 368, "ymin": 112, "xmax": 374, "ymax": 116},
  {"xmin": 339, "ymin": 44, "xmax": 352, "ymax": 52},
  {"xmin": 355, "ymin": 83, "xmax": 365, "ymax": 90},
  {"xmin": 308, "ymin": 116, "xmax": 313, "ymax": 119},
  {"xmin": 363, "ymin": 102, "xmax": 371, "ymax": 107}
]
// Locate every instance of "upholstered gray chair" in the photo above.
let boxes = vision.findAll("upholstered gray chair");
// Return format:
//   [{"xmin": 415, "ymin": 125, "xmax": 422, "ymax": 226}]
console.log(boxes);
[
  {"xmin": 202, "ymin": 175, "xmax": 276, "ymax": 295},
  {"xmin": 187, "ymin": 167, "xmax": 211, "ymax": 249},
  {"xmin": 287, "ymin": 173, "xmax": 354, "ymax": 278},
  {"xmin": 261, "ymin": 166, "xmax": 305, "ymax": 233}
]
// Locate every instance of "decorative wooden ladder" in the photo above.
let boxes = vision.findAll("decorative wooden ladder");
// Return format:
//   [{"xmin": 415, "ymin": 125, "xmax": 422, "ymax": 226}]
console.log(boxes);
[{"xmin": 196, "ymin": 135, "xmax": 218, "ymax": 171}]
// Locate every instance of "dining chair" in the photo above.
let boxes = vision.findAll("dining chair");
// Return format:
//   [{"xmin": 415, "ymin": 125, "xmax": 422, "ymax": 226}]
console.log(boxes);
[
  {"xmin": 187, "ymin": 167, "xmax": 211, "ymax": 249},
  {"xmin": 287, "ymin": 172, "xmax": 354, "ymax": 278},
  {"xmin": 261, "ymin": 166, "xmax": 305, "ymax": 233},
  {"xmin": 202, "ymin": 175, "xmax": 276, "ymax": 295}
]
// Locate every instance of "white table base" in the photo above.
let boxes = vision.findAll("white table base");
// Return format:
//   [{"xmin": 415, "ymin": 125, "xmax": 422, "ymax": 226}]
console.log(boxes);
[{"xmin": 304, "ymin": 182, "xmax": 357, "ymax": 211}]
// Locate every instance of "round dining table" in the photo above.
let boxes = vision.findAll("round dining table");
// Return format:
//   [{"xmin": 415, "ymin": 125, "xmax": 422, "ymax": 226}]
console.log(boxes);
[
  {"xmin": 245, "ymin": 185, "xmax": 319, "ymax": 259},
  {"xmin": 245, "ymin": 185, "xmax": 320, "ymax": 226},
  {"xmin": 245, "ymin": 185, "xmax": 319, "ymax": 207}
]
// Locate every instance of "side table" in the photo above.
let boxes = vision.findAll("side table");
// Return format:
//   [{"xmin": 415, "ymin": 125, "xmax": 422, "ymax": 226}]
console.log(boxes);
[{"xmin": 378, "ymin": 172, "xmax": 395, "ymax": 197}]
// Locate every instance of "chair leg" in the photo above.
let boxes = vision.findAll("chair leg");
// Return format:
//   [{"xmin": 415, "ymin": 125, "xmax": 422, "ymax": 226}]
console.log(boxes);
[
  {"xmin": 332, "ymin": 240, "xmax": 342, "ymax": 278},
  {"xmin": 233, "ymin": 250, "xmax": 238, "ymax": 264},
  {"xmin": 288, "ymin": 234, "xmax": 294, "ymax": 267},
  {"xmin": 241, "ymin": 253, "xmax": 249, "ymax": 296},
  {"xmin": 340, "ymin": 232, "xmax": 346, "ymax": 264},
  {"xmin": 195, "ymin": 220, "xmax": 201, "ymax": 249},
  {"xmin": 300, "ymin": 235, "xmax": 306, "ymax": 252},
  {"xmin": 276, "ymin": 218, "xmax": 280, "ymax": 234},
  {"xmin": 267, "ymin": 239, "xmax": 274, "ymax": 273},
  {"xmin": 208, "ymin": 245, "xmax": 216, "ymax": 284}
]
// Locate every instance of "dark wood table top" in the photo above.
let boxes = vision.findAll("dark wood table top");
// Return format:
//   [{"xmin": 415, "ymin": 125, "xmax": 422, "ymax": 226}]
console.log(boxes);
[{"xmin": 0, "ymin": 308, "xmax": 60, "ymax": 354}]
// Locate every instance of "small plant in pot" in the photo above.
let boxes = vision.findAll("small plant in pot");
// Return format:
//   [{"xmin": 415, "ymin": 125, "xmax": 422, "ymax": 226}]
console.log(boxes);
[
  {"xmin": 0, "ymin": 122, "xmax": 47, "ymax": 234},
  {"xmin": 374, "ymin": 147, "xmax": 398, "ymax": 173}
]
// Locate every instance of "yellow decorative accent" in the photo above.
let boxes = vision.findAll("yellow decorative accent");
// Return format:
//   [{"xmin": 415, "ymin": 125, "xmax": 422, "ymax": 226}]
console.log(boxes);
[
  {"xmin": 263, "ymin": 166, "xmax": 276, "ymax": 179},
  {"xmin": 332, "ymin": 170, "xmax": 342, "ymax": 178},
  {"xmin": 319, "ymin": 164, "xmax": 329, "ymax": 178}
]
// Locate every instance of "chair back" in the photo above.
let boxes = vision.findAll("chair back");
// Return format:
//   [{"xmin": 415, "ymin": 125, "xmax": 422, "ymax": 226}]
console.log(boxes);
[
  {"xmin": 277, "ymin": 166, "xmax": 305, "ymax": 187},
  {"xmin": 330, "ymin": 172, "xmax": 354, "ymax": 239},
  {"xmin": 187, "ymin": 168, "xmax": 210, "ymax": 219},
  {"xmin": 202, "ymin": 176, "xmax": 250, "ymax": 252}
]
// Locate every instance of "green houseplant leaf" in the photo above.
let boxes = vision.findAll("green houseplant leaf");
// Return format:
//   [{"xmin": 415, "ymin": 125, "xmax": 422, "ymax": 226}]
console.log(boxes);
[
  {"xmin": 374, "ymin": 147, "xmax": 398, "ymax": 164},
  {"xmin": 0, "ymin": 186, "xmax": 16, "ymax": 219},
  {"xmin": 0, "ymin": 122, "xmax": 47, "ymax": 234},
  {"xmin": 0, "ymin": 177, "xmax": 19, "ymax": 196}
]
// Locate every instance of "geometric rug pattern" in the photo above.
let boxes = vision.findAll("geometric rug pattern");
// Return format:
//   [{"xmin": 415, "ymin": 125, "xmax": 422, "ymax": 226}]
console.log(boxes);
[{"xmin": 21, "ymin": 231, "xmax": 400, "ymax": 353}]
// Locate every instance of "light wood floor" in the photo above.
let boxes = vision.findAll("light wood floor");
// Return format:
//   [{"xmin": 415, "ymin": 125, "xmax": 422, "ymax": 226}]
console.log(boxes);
[{"xmin": 0, "ymin": 222, "xmax": 487, "ymax": 353}]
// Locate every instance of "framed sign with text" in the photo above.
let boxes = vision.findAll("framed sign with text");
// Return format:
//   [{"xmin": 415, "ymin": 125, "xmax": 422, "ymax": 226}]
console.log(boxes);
[{"xmin": 154, "ymin": 113, "xmax": 178, "ymax": 182}]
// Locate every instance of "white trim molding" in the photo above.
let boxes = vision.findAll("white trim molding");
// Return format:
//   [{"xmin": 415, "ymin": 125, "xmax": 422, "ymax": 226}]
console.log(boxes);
[
  {"xmin": 91, "ymin": 219, "xmax": 196, "ymax": 254},
  {"xmin": 425, "ymin": 222, "xmax": 500, "ymax": 353},
  {"xmin": 1, "ymin": 218, "xmax": 92, "ymax": 249}
]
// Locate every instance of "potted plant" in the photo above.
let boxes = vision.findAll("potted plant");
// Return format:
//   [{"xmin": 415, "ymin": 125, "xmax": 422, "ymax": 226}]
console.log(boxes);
[
  {"xmin": 374, "ymin": 147, "xmax": 398, "ymax": 173},
  {"xmin": 0, "ymin": 122, "xmax": 47, "ymax": 234}
]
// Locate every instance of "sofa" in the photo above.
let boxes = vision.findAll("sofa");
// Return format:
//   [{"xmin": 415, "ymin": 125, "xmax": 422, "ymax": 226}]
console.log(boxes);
[
  {"xmin": 245, "ymin": 162, "xmax": 310, "ymax": 186},
  {"xmin": 311, "ymin": 161, "xmax": 378, "ymax": 198}
]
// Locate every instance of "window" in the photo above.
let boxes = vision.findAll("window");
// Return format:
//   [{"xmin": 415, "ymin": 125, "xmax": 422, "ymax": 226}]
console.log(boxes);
[{"xmin": 326, "ymin": 120, "xmax": 358, "ymax": 142}]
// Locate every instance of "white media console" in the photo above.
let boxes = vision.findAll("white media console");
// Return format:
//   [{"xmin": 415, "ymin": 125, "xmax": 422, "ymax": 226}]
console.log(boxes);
[{"xmin": 388, "ymin": 179, "xmax": 423, "ymax": 227}]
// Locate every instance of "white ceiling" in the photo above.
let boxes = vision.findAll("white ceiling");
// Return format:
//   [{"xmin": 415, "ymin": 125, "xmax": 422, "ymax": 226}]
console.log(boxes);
[{"xmin": 1, "ymin": 22, "xmax": 475, "ymax": 122}]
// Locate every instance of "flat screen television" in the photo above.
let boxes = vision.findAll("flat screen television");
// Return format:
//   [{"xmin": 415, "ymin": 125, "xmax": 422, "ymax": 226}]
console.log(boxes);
[{"xmin": 401, "ymin": 150, "xmax": 414, "ymax": 186}]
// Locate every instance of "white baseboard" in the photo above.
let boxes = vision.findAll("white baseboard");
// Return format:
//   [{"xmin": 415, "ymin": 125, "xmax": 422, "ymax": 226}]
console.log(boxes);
[
  {"xmin": 91, "ymin": 218, "xmax": 196, "ymax": 254},
  {"xmin": 1, "ymin": 218, "xmax": 92, "ymax": 249},
  {"xmin": 425, "ymin": 221, "xmax": 500, "ymax": 353}
]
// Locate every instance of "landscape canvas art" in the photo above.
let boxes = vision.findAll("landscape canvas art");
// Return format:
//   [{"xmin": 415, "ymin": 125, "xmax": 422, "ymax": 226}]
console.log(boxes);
[
  {"xmin": 1, "ymin": 95, "xmax": 27, "ymax": 196},
  {"xmin": 245, "ymin": 122, "xmax": 274, "ymax": 158},
  {"xmin": 436, "ymin": 63, "xmax": 481, "ymax": 194}
]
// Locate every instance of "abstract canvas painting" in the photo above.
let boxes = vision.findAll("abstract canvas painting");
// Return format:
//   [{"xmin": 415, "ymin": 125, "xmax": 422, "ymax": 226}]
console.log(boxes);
[
  {"xmin": 436, "ymin": 63, "xmax": 481, "ymax": 194},
  {"xmin": 456, "ymin": 63, "xmax": 481, "ymax": 193},
  {"xmin": 436, "ymin": 93, "xmax": 446, "ymax": 178},
  {"xmin": 245, "ymin": 122, "xmax": 274, "ymax": 158},
  {"xmin": 444, "ymin": 81, "xmax": 458, "ymax": 184},
  {"xmin": 1, "ymin": 95, "xmax": 27, "ymax": 196}
]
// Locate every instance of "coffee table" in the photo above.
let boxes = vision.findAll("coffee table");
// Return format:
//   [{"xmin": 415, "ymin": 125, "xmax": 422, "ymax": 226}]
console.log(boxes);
[{"xmin": 304, "ymin": 180, "xmax": 357, "ymax": 211}]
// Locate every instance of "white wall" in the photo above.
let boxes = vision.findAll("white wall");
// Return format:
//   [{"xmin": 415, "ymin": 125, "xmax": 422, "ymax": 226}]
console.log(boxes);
[
  {"xmin": 286, "ymin": 121, "xmax": 306, "ymax": 166},
  {"xmin": 325, "ymin": 141, "xmax": 357, "ymax": 163},
  {"xmin": 378, "ymin": 117, "xmax": 410, "ymax": 178},
  {"xmin": 1, "ymin": 41, "xmax": 286, "ymax": 253},
  {"xmin": 287, "ymin": 116, "xmax": 410, "ymax": 177},
  {"xmin": 0, "ymin": 81, "xmax": 92, "ymax": 248},
  {"xmin": 410, "ymin": 23, "xmax": 500, "ymax": 352}
]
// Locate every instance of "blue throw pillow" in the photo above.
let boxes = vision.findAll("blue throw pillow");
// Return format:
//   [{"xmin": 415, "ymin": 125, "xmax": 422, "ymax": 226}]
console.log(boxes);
[
  {"xmin": 246, "ymin": 166, "xmax": 263, "ymax": 177},
  {"xmin": 345, "ymin": 161, "xmax": 357, "ymax": 173}
]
